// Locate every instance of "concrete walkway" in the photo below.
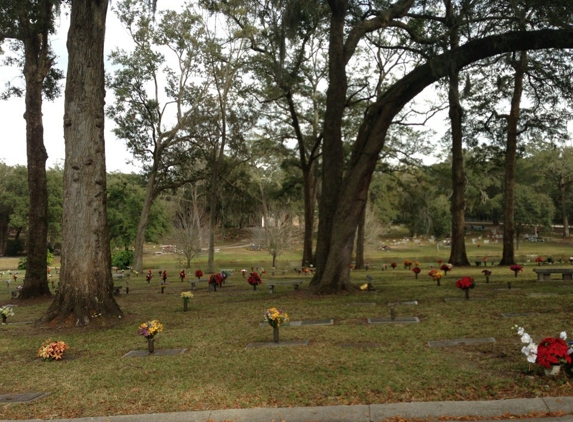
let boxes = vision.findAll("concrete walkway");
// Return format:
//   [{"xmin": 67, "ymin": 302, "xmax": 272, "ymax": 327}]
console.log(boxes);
[{"xmin": 4, "ymin": 397, "xmax": 573, "ymax": 422}]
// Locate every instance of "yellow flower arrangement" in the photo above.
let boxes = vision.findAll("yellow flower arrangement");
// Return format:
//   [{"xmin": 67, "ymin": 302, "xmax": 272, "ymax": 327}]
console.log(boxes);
[
  {"xmin": 180, "ymin": 291, "xmax": 194, "ymax": 300},
  {"xmin": 264, "ymin": 307, "xmax": 290, "ymax": 328},
  {"xmin": 137, "ymin": 320, "xmax": 163, "ymax": 339},
  {"xmin": 38, "ymin": 340, "xmax": 69, "ymax": 361}
]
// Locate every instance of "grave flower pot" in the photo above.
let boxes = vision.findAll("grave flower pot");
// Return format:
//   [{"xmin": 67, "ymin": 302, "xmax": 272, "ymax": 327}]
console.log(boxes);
[
  {"xmin": 464, "ymin": 288, "xmax": 470, "ymax": 300},
  {"xmin": 544, "ymin": 365, "xmax": 560, "ymax": 376},
  {"xmin": 183, "ymin": 300, "xmax": 188, "ymax": 312},
  {"xmin": 1, "ymin": 315, "xmax": 6, "ymax": 324},
  {"xmin": 273, "ymin": 326, "xmax": 279, "ymax": 343},
  {"xmin": 147, "ymin": 338, "xmax": 155, "ymax": 354}
]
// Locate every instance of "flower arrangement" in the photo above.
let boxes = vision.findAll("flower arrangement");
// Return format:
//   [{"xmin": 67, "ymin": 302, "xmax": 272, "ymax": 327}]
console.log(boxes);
[
  {"xmin": 535, "ymin": 256, "xmax": 543, "ymax": 266},
  {"xmin": 429, "ymin": 269, "xmax": 443, "ymax": 285},
  {"xmin": 390, "ymin": 262, "xmax": 397, "ymax": 269},
  {"xmin": 437, "ymin": 259, "xmax": 443, "ymax": 265},
  {"xmin": 455, "ymin": 276, "xmax": 475, "ymax": 290},
  {"xmin": 137, "ymin": 320, "xmax": 163, "ymax": 339},
  {"xmin": 0, "ymin": 306, "xmax": 14, "ymax": 324},
  {"xmin": 509, "ymin": 265, "xmax": 523, "ymax": 277},
  {"xmin": 455, "ymin": 276, "xmax": 475, "ymax": 299},
  {"xmin": 181, "ymin": 291, "xmax": 193, "ymax": 300},
  {"xmin": 37, "ymin": 340, "xmax": 69, "ymax": 361},
  {"xmin": 195, "ymin": 269, "xmax": 203, "ymax": 279},
  {"xmin": 412, "ymin": 266, "xmax": 421, "ymax": 279},
  {"xmin": 403, "ymin": 260, "xmax": 413, "ymax": 269},
  {"xmin": 264, "ymin": 307, "xmax": 289, "ymax": 328},
  {"xmin": 440, "ymin": 263, "xmax": 453, "ymax": 274},
  {"xmin": 515, "ymin": 326, "xmax": 572, "ymax": 371},
  {"xmin": 482, "ymin": 269, "xmax": 492, "ymax": 283}
]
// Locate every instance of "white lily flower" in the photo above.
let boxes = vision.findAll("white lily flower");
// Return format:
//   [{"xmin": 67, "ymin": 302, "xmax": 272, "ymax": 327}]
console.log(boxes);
[
  {"xmin": 560, "ymin": 331, "xmax": 567, "ymax": 340},
  {"xmin": 527, "ymin": 354, "xmax": 537, "ymax": 363},
  {"xmin": 521, "ymin": 333, "xmax": 532, "ymax": 343},
  {"xmin": 517, "ymin": 327, "xmax": 525, "ymax": 335}
]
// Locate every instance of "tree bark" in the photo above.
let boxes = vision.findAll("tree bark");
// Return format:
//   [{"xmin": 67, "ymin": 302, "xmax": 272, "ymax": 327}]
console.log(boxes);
[
  {"xmin": 0, "ymin": 213, "xmax": 8, "ymax": 256},
  {"xmin": 312, "ymin": 27, "xmax": 573, "ymax": 293},
  {"xmin": 20, "ymin": 22, "xmax": 52, "ymax": 299},
  {"xmin": 41, "ymin": 0, "xmax": 122, "ymax": 325},
  {"xmin": 446, "ymin": 3, "xmax": 470, "ymax": 267},
  {"xmin": 560, "ymin": 178, "xmax": 570, "ymax": 238},
  {"xmin": 499, "ymin": 51, "xmax": 527, "ymax": 266},
  {"xmin": 311, "ymin": 0, "xmax": 352, "ymax": 293}
]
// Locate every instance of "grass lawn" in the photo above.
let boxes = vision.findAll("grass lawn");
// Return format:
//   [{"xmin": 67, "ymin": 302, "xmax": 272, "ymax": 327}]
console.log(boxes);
[{"xmin": 1, "ymin": 235, "xmax": 573, "ymax": 419}]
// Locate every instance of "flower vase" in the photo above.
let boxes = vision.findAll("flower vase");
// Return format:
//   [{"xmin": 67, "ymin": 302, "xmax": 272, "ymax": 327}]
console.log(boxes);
[
  {"xmin": 436, "ymin": 279, "xmax": 441, "ymax": 287},
  {"xmin": 147, "ymin": 337, "xmax": 155, "ymax": 354},
  {"xmin": 464, "ymin": 288, "xmax": 470, "ymax": 300},
  {"xmin": 1, "ymin": 315, "xmax": 6, "ymax": 324},
  {"xmin": 183, "ymin": 300, "xmax": 188, "ymax": 312},
  {"xmin": 273, "ymin": 326, "xmax": 279, "ymax": 343},
  {"xmin": 544, "ymin": 365, "xmax": 560, "ymax": 376}
]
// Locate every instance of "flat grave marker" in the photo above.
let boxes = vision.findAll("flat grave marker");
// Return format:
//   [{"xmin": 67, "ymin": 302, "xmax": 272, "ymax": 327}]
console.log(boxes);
[
  {"xmin": 428, "ymin": 337, "xmax": 496, "ymax": 348},
  {"xmin": 346, "ymin": 302, "xmax": 376, "ymax": 307},
  {"xmin": 388, "ymin": 301, "xmax": 418, "ymax": 306},
  {"xmin": 444, "ymin": 297, "xmax": 487, "ymax": 302},
  {"xmin": 259, "ymin": 319, "xmax": 334, "ymax": 327},
  {"xmin": 501, "ymin": 312, "xmax": 540, "ymax": 318},
  {"xmin": 245, "ymin": 339, "xmax": 309, "ymax": 349},
  {"xmin": 368, "ymin": 317, "xmax": 420, "ymax": 324},
  {"xmin": 337, "ymin": 342, "xmax": 381, "ymax": 348},
  {"xmin": 123, "ymin": 348, "xmax": 187, "ymax": 358},
  {"xmin": 0, "ymin": 392, "xmax": 50, "ymax": 404}
]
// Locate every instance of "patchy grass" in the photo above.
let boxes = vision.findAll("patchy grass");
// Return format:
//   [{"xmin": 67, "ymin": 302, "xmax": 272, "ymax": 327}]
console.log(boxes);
[{"xmin": 1, "ymin": 238, "xmax": 573, "ymax": 419}]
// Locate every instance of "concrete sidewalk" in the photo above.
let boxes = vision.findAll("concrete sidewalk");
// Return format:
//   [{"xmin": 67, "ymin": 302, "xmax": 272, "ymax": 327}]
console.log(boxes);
[{"xmin": 4, "ymin": 396, "xmax": 573, "ymax": 422}]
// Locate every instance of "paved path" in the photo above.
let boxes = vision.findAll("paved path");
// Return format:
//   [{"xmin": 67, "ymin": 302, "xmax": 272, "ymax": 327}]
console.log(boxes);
[{"xmin": 3, "ymin": 397, "xmax": 573, "ymax": 422}]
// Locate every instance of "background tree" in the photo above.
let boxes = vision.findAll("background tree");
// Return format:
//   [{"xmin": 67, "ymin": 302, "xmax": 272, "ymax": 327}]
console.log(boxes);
[
  {"xmin": 108, "ymin": 0, "xmax": 210, "ymax": 271},
  {"xmin": 41, "ymin": 0, "xmax": 122, "ymax": 325},
  {"xmin": 170, "ymin": 186, "xmax": 206, "ymax": 269},
  {"xmin": 0, "ymin": 0, "xmax": 64, "ymax": 298}
]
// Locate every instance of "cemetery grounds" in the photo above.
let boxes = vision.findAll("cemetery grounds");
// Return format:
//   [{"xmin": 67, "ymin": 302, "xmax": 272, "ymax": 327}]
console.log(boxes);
[{"xmin": 1, "ymin": 233, "xmax": 573, "ymax": 419}]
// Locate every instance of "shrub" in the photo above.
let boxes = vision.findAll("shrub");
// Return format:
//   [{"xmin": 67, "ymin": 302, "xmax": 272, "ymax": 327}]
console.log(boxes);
[{"xmin": 112, "ymin": 249, "xmax": 133, "ymax": 269}]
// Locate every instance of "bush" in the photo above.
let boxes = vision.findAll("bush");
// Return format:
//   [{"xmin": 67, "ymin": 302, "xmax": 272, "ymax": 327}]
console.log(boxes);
[
  {"xmin": 112, "ymin": 249, "xmax": 133, "ymax": 269},
  {"xmin": 18, "ymin": 257, "xmax": 27, "ymax": 270}
]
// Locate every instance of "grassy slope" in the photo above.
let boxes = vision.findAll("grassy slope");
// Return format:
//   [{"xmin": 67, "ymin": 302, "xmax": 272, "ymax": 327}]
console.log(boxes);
[{"xmin": 1, "ymin": 234, "xmax": 572, "ymax": 419}]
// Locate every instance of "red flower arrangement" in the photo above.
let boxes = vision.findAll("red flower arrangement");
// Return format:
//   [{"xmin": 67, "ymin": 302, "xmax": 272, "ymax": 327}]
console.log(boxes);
[
  {"xmin": 482, "ymin": 269, "xmax": 492, "ymax": 283},
  {"xmin": 535, "ymin": 256, "xmax": 543, "ymax": 266},
  {"xmin": 537, "ymin": 337, "xmax": 572, "ymax": 369},
  {"xmin": 440, "ymin": 263, "xmax": 452, "ymax": 274},
  {"xmin": 437, "ymin": 259, "xmax": 443, "ymax": 265},
  {"xmin": 403, "ymin": 260, "xmax": 413, "ymax": 269},
  {"xmin": 428, "ymin": 269, "xmax": 443, "ymax": 286},
  {"xmin": 412, "ymin": 267, "xmax": 421, "ymax": 279},
  {"xmin": 247, "ymin": 272, "xmax": 262, "ymax": 290},
  {"xmin": 455, "ymin": 276, "xmax": 475, "ymax": 290},
  {"xmin": 390, "ymin": 262, "xmax": 397, "ymax": 269},
  {"xmin": 195, "ymin": 269, "xmax": 203, "ymax": 280},
  {"xmin": 509, "ymin": 265, "xmax": 523, "ymax": 277}
]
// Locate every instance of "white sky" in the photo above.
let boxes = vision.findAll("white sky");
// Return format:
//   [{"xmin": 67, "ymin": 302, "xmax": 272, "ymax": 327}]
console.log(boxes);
[{"xmin": 0, "ymin": 4, "xmax": 154, "ymax": 173}]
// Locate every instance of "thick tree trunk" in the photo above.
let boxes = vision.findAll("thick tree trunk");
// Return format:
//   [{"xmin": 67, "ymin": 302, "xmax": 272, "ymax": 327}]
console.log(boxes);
[
  {"xmin": 133, "ymin": 172, "xmax": 157, "ymax": 272},
  {"xmin": 21, "ymin": 68, "xmax": 51, "ymax": 298},
  {"xmin": 499, "ymin": 51, "xmax": 527, "ymax": 266},
  {"xmin": 311, "ymin": 1, "xmax": 350, "ymax": 292},
  {"xmin": 446, "ymin": 2, "xmax": 470, "ymax": 267},
  {"xmin": 20, "ymin": 35, "xmax": 52, "ymax": 299},
  {"xmin": 41, "ymin": 0, "xmax": 122, "ymax": 325}
]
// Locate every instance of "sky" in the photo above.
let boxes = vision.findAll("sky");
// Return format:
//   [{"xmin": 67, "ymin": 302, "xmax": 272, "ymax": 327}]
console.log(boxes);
[{"xmin": 0, "ymin": 4, "xmax": 146, "ymax": 173}]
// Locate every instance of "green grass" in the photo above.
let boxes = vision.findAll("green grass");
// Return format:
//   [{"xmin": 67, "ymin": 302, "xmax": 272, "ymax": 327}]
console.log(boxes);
[{"xmin": 1, "ymin": 237, "xmax": 573, "ymax": 419}]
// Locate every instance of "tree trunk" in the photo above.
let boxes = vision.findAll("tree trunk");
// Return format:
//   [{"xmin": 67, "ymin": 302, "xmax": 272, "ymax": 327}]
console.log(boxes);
[
  {"xmin": 133, "ymin": 172, "xmax": 157, "ymax": 272},
  {"xmin": 500, "ymin": 51, "xmax": 527, "ymax": 266},
  {"xmin": 311, "ymin": 1, "xmax": 350, "ymax": 292},
  {"xmin": 21, "ymin": 53, "xmax": 51, "ymax": 299},
  {"xmin": 446, "ymin": 11, "xmax": 470, "ymax": 267},
  {"xmin": 41, "ymin": 0, "xmax": 122, "ymax": 326},
  {"xmin": 301, "ymin": 163, "xmax": 318, "ymax": 267},
  {"xmin": 207, "ymin": 152, "xmax": 220, "ymax": 274},
  {"xmin": 0, "ymin": 213, "xmax": 8, "ymax": 256},
  {"xmin": 354, "ymin": 203, "xmax": 366, "ymax": 269}
]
